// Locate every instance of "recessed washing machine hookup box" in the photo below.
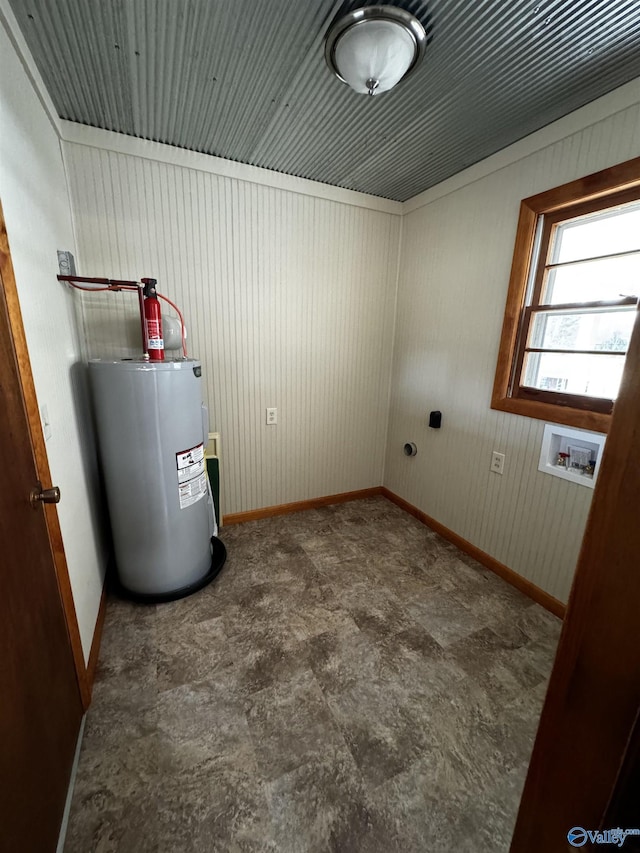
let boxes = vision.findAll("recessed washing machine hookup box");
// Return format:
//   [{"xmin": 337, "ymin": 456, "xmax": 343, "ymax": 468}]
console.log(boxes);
[{"xmin": 538, "ymin": 423, "xmax": 606, "ymax": 489}]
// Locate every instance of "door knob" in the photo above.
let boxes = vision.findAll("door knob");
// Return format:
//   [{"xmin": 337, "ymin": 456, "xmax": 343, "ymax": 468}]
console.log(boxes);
[{"xmin": 30, "ymin": 482, "xmax": 61, "ymax": 508}]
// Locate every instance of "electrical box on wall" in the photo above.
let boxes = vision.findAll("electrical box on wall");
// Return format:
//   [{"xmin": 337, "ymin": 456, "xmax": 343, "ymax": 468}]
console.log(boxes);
[
  {"xmin": 538, "ymin": 424, "xmax": 606, "ymax": 489},
  {"xmin": 57, "ymin": 250, "xmax": 76, "ymax": 276}
]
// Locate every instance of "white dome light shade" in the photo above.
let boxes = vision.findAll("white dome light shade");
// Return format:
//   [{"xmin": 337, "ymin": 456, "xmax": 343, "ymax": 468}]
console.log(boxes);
[
  {"xmin": 334, "ymin": 20, "xmax": 417, "ymax": 95},
  {"xmin": 325, "ymin": 6, "xmax": 427, "ymax": 97}
]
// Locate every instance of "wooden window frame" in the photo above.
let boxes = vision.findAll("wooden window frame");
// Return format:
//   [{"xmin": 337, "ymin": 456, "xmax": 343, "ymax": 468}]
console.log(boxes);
[{"xmin": 491, "ymin": 156, "xmax": 640, "ymax": 434}]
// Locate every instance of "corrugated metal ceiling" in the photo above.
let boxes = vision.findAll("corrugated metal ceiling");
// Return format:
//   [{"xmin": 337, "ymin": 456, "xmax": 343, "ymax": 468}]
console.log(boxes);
[{"xmin": 9, "ymin": 0, "xmax": 640, "ymax": 201}]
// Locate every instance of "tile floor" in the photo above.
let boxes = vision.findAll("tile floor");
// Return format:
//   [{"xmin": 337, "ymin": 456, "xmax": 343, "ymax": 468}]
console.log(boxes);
[{"xmin": 65, "ymin": 496, "xmax": 561, "ymax": 852}]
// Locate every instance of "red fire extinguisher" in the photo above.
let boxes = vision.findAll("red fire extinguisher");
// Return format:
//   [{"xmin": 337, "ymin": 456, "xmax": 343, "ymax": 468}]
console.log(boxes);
[{"xmin": 142, "ymin": 278, "xmax": 164, "ymax": 361}]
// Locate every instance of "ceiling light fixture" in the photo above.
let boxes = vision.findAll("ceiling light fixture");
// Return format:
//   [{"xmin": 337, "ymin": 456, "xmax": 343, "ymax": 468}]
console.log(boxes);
[{"xmin": 325, "ymin": 5, "xmax": 427, "ymax": 97}]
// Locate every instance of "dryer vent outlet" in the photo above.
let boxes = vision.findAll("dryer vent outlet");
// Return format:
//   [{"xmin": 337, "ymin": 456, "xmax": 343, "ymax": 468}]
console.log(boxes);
[{"xmin": 403, "ymin": 442, "xmax": 418, "ymax": 457}]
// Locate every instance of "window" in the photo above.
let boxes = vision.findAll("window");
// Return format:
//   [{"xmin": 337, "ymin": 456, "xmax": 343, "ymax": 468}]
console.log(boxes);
[{"xmin": 492, "ymin": 157, "xmax": 640, "ymax": 433}]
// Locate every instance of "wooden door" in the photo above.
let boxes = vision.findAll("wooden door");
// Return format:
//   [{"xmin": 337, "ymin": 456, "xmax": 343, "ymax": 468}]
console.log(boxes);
[
  {"xmin": 511, "ymin": 304, "xmax": 640, "ymax": 850},
  {"xmin": 0, "ymin": 218, "xmax": 84, "ymax": 850}
]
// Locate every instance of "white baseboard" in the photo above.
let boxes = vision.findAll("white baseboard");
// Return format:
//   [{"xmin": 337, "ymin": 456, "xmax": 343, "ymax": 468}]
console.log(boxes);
[{"xmin": 57, "ymin": 716, "xmax": 86, "ymax": 853}]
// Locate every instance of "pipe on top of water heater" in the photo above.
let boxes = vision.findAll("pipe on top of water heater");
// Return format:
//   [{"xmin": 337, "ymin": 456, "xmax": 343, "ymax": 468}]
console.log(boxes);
[{"xmin": 57, "ymin": 273, "xmax": 187, "ymax": 358}]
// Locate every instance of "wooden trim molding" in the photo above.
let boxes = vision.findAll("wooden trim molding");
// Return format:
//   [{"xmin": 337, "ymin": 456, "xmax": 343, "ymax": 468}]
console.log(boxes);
[
  {"xmin": 492, "ymin": 395, "xmax": 610, "ymax": 434},
  {"xmin": 0, "ymin": 201, "xmax": 91, "ymax": 709},
  {"xmin": 85, "ymin": 579, "xmax": 108, "ymax": 699},
  {"xmin": 381, "ymin": 487, "xmax": 566, "ymax": 619},
  {"xmin": 222, "ymin": 487, "xmax": 384, "ymax": 526},
  {"xmin": 523, "ymin": 154, "xmax": 640, "ymax": 214},
  {"xmin": 491, "ymin": 199, "xmax": 538, "ymax": 412},
  {"xmin": 491, "ymin": 154, "xmax": 640, "ymax": 435}
]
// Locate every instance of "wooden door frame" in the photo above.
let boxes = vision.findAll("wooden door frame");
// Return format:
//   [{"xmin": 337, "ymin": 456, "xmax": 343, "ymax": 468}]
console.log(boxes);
[
  {"xmin": 511, "ymin": 305, "xmax": 640, "ymax": 849},
  {"xmin": 0, "ymin": 199, "xmax": 92, "ymax": 709}
]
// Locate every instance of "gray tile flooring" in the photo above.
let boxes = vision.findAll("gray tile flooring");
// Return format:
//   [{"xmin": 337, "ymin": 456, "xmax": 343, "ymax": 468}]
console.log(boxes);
[{"xmin": 65, "ymin": 496, "xmax": 561, "ymax": 852}]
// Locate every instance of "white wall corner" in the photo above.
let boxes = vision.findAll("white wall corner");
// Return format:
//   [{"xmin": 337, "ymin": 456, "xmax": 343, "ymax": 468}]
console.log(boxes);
[
  {"xmin": 381, "ymin": 212, "xmax": 404, "ymax": 485},
  {"xmin": 0, "ymin": 0, "xmax": 62, "ymax": 137}
]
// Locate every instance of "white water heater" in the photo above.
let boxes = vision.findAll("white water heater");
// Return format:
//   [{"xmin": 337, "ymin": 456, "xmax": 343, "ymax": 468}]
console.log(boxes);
[{"xmin": 89, "ymin": 358, "xmax": 225, "ymax": 601}]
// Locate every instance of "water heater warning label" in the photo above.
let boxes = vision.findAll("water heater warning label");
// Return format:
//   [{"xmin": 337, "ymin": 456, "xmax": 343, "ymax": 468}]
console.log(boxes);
[{"xmin": 176, "ymin": 443, "xmax": 206, "ymax": 509}]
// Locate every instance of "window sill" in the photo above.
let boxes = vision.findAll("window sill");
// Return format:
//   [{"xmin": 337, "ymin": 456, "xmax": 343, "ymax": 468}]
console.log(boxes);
[{"xmin": 491, "ymin": 394, "xmax": 610, "ymax": 434}]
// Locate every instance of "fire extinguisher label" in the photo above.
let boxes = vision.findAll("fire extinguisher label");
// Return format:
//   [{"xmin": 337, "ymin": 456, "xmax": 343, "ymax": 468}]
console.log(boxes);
[
  {"xmin": 145, "ymin": 318, "xmax": 164, "ymax": 349},
  {"xmin": 176, "ymin": 443, "xmax": 207, "ymax": 509}
]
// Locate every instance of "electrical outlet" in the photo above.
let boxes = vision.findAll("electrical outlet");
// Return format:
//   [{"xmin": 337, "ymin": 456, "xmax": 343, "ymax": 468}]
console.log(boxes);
[
  {"xmin": 491, "ymin": 451, "xmax": 505, "ymax": 475},
  {"xmin": 266, "ymin": 407, "xmax": 277, "ymax": 425}
]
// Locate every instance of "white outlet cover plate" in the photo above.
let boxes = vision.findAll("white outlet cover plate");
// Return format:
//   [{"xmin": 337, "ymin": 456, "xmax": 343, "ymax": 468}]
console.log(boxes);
[{"xmin": 491, "ymin": 451, "xmax": 505, "ymax": 474}]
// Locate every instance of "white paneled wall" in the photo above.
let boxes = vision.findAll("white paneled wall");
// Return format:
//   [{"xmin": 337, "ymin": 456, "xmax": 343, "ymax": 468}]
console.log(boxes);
[
  {"xmin": 385, "ymin": 98, "xmax": 640, "ymax": 603},
  {"xmin": 64, "ymin": 142, "xmax": 401, "ymax": 516},
  {"xmin": 0, "ymin": 19, "xmax": 107, "ymax": 659},
  {"xmin": 60, "ymin": 81, "xmax": 640, "ymax": 604}
]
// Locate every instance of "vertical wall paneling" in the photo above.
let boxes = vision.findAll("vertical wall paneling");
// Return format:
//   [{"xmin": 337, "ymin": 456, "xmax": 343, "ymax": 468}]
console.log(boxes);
[
  {"xmin": 61, "ymin": 82, "xmax": 640, "ymax": 604},
  {"xmin": 385, "ymin": 98, "xmax": 640, "ymax": 603},
  {"xmin": 0, "ymin": 20, "xmax": 107, "ymax": 659},
  {"xmin": 63, "ymin": 142, "xmax": 401, "ymax": 517}
]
